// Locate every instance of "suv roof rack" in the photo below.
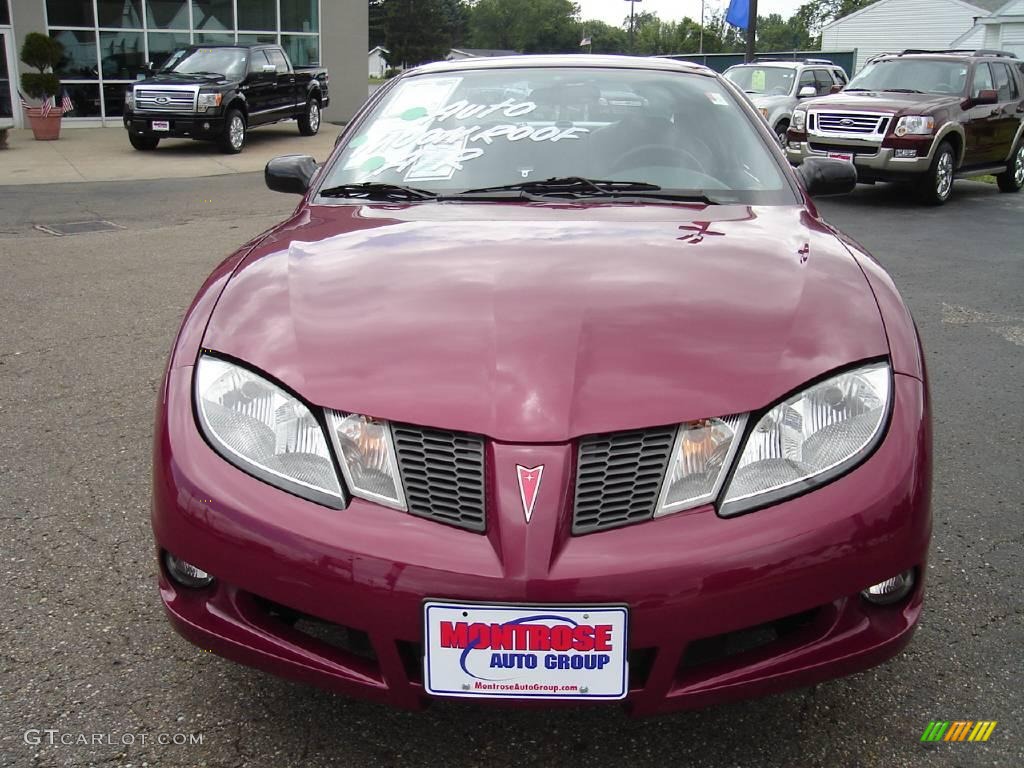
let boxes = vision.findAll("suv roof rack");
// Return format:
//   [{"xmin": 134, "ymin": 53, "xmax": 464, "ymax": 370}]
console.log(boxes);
[
  {"xmin": 751, "ymin": 57, "xmax": 836, "ymax": 65},
  {"xmin": 896, "ymin": 48, "xmax": 1018, "ymax": 58}
]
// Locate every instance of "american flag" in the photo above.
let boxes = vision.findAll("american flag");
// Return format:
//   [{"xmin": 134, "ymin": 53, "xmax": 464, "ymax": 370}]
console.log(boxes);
[
  {"xmin": 60, "ymin": 90, "xmax": 74, "ymax": 115},
  {"xmin": 18, "ymin": 90, "xmax": 31, "ymax": 110},
  {"xmin": 39, "ymin": 95, "xmax": 54, "ymax": 118}
]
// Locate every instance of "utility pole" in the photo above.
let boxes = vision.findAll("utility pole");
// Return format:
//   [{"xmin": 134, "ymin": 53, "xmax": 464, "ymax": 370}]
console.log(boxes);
[
  {"xmin": 699, "ymin": 0, "xmax": 705, "ymax": 55},
  {"xmin": 625, "ymin": 0, "xmax": 642, "ymax": 53},
  {"xmin": 745, "ymin": 0, "xmax": 758, "ymax": 62}
]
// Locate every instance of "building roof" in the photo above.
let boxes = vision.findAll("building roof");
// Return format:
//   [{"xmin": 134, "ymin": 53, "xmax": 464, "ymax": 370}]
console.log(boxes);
[
  {"xmin": 969, "ymin": 0, "xmax": 1009, "ymax": 11},
  {"xmin": 368, "ymin": 46, "xmax": 389, "ymax": 56}
]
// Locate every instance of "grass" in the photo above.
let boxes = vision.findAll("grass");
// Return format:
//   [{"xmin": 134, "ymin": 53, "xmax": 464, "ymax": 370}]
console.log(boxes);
[{"xmin": 973, "ymin": 175, "xmax": 998, "ymax": 184}]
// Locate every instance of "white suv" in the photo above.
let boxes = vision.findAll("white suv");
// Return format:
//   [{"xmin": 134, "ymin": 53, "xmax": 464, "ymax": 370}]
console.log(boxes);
[{"xmin": 725, "ymin": 59, "xmax": 849, "ymax": 145}]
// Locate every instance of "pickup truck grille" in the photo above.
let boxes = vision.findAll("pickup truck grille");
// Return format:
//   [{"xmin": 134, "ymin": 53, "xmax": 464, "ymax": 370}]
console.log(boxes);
[
  {"xmin": 134, "ymin": 87, "xmax": 197, "ymax": 112},
  {"xmin": 811, "ymin": 111, "xmax": 891, "ymax": 136}
]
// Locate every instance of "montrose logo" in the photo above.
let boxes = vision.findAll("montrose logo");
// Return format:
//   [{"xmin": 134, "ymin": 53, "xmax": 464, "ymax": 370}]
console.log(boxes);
[
  {"xmin": 516, "ymin": 465, "xmax": 543, "ymax": 522},
  {"xmin": 439, "ymin": 616, "xmax": 614, "ymax": 680}
]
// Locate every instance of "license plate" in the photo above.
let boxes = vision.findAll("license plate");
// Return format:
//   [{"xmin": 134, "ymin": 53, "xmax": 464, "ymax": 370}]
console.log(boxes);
[
  {"xmin": 151, "ymin": 120, "xmax": 170, "ymax": 131},
  {"xmin": 828, "ymin": 151, "xmax": 854, "ymax": 162},
  {"xmin": 423, "ymin": 602, "xmax": 628, "ymax": 699}
]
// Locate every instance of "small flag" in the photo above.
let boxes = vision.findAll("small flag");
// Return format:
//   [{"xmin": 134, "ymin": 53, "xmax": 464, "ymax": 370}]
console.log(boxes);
[
  {"xmin": 18, "ymin": 90, "xmax": 31, "ymax": 110},
  {"xmin": 579, "ymin": 36, "xmax": 592, "ymax": 47},
  {"xmin": 40, "ymin": 95, "xmax": 54, "ymax": 118},
  {"xmin": 726, "ymin": 0, "xmax": 750, "ymax": 30},
  {"xmin": 61, "ymin": 90, "xmax": 74, "ymax": 115}
]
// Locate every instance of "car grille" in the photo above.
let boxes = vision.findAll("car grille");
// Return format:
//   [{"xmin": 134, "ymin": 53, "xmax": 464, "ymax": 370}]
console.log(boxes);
[
  {"xmin": 392, "ymin": 424, "xmax": 486, "ymax": 533},
  {"xmin": 809, "ymin": 142, "xmax": 880, "ymax": 157},
  {"xmin": 134, "ymin": 87, "xmax": 197, "ymax": 112},
  {"xmin": 572, "ymin": 426, "xmax": 677, "ymax": 535},
  {"xmin": 811, "ymin": 111, "xmax": 890, "ymax": 136}
]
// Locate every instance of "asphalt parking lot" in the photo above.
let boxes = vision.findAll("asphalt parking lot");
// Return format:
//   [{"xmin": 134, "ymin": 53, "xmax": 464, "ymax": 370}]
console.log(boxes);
[{"xmin": 0, "ymin": 176, "xmax": 1021, "ymax": 768}]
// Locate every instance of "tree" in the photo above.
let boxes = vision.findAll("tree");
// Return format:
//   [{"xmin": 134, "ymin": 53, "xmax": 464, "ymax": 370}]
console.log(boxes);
[
  {"xmin": 379, "ymin": 0, "xmax": 462, "ymax": 67},
  {"xmin": 756, "ymin": 13, "xmax": 816, "ymax": 51},
  {"xmin": 469, "ymin": 0, "xmax": 580, "ymax": 53},
  {"xmin": 577, "ymin": 19, "xmax": 628, "ymax": 54}
]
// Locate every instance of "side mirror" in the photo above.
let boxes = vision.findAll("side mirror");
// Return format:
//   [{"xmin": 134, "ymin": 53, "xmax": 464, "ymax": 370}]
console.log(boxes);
[
  {"xmin": 973, "ymin": 88, "xmax": 998, "ymax": 105},
  {"xmin": 829, "ymin": 83, "xmax": 843, "ymax": 94},
  {"xmin": 797, "ymin": 157, "xmax": 857, "ymax": 197},
  {"xmin": 798, "ymin": 85, "xmax": 817, "ymax": 98},
  {"xmin": 265, "ymin": 154, "xmax": 318, "ymax": 195}
]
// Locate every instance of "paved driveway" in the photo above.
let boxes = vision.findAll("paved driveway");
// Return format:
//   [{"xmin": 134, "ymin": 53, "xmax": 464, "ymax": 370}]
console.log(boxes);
[{"xmin": 0, "ymin": 178, "xmax": 1020, "ymax": 767}]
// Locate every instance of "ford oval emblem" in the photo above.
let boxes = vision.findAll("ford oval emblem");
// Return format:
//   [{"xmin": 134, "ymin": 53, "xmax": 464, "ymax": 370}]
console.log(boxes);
[
  {"xmin": 840, "ymin": 118, "xmax": 854, "ymax": 126},
  {"xmin": 155, "ymin": 96, "xmax": 170, "ymax": 104}
]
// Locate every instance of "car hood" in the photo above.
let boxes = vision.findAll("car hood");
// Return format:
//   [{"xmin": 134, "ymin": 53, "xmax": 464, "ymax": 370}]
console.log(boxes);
[
  {"xmin": 136, "ymin": 72, "xmax": 231, "ymax": 87},
  {"xmin": 806, "ymin": 91, "xmax": 958, "ymax": 114},
  {"xmin": 203, "ymin": 203, "xmax": 888, "ymax": 442}
]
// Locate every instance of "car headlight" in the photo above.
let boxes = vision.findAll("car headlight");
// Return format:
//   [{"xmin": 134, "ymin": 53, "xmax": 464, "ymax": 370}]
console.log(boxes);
[
  {"xmin": 792, "ymin": 108, "xmax": 806, "ymax": 131},
  {"xmin": 656, "ymin": 415, "xmax": 746, "ymax": 516},
  {"xmin": 720, "ymin": 361, "xmax": 891, "ymax": 516},
  {"xmin": 326, "ymin": 411, "xmax": 407, "ymax": 510},
  {"xmin": 197, "ymin": 92, "xmax": 223, "ymax": 111},
  {"xmin": 893, "ymin": 115, "xmax": 934, "ymax": 137},
  {"xmin": 195, "ymin": 355, "xmax": 344, "ymax": 506},
  {"xmin": 125, "ymin": 89, "xmax": 134, "ymax": 109}
]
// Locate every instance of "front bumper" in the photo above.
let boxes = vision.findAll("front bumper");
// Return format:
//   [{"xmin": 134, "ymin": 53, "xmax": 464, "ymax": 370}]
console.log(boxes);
[
  {"xmin": 787, "ymin": 133, "xmax": 936, "ymax": 179},
  {"xmin": 152, "ymin": 366, "xmax": 931, "ymax": 715},
  {"xmin": 124, "ymin": 111, "xmax": 226, "ymax": 140}
]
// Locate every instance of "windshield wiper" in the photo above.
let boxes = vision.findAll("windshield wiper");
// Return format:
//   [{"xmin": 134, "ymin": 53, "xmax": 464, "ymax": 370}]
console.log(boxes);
[
  {"xmin": 453, "ymin": 176, "xmax": 664, "ymax": 197},
  {"xmin": 318, "ymin": 182, "xmax": 438, "ymax": 201},
  {"xmin": 880, "ymin": 88, "xmax": 925, "ymax": 94}
]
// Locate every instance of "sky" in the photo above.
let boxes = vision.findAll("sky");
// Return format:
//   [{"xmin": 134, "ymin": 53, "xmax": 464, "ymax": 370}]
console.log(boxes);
[{"xmin": 575, "ymin": 0, "xmax": 807, "ymax": 25}]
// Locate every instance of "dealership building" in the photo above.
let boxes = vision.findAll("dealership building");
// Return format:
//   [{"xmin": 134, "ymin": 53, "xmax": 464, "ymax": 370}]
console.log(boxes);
[{"xmin": 0, "ymin": 1, "xmax": 366, "ymax": 129}]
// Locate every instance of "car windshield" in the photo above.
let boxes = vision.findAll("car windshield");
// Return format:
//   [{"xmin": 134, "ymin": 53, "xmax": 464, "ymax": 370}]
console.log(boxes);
[
  {"xmin": 725, "ymin": 65, "xmax": 795, "ymax": 96},
  {"xmin": 320, "ymin": 66, "xmax": 794, "ymax": 205},
  {"xmin": 847, "ymin": 59, "xmax": 969, "ymax": 95},
  {"xmin": 162, "ymin": 47, "xmax": 247, "ymax": 79}
]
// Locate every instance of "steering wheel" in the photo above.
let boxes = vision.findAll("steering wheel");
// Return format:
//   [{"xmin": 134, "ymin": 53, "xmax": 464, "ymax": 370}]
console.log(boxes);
[{"xmin": 608, "ymin": 144, "xmax": 707, "ymax": 176}]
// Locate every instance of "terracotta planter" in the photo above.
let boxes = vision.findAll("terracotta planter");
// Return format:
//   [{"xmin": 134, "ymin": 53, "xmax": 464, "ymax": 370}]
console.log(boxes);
[{"xmin": 25, "ymin": 108, "xmax": 62, "ymax": 141}]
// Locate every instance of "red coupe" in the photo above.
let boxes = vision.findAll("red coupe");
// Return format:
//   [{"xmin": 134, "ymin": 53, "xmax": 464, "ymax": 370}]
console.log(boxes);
[{"xmin": 152, "ymin": 55, "xmax": 931, "ymax": 715}]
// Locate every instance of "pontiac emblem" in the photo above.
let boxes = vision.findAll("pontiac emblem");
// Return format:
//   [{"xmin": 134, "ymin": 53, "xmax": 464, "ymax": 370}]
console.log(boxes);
[{"xmin": 516, "ymin": 465, "xmax": 544, "ymax": 523}]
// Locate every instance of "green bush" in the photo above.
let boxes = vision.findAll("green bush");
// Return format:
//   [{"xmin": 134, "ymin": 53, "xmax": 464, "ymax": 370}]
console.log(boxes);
[{"xmin": 19, "ymin": 32, "xmax": 63, "ymax": 100}]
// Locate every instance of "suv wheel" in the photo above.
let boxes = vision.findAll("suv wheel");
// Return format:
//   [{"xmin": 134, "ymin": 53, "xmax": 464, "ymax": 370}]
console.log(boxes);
[
  {"xmin": 298, "ymin": 99, "xmax": 321, "ymax": 136},
  {"xmin": 218, "ymin": 109, "xmax": 246, "ymax": 154},
  {"xmin": 774, "ymin": 120, "xmax": 790, "ymax": 147},
  {"xmin": 918, "ymin": 141, "xmax": 955, "ymax": 205},
  {"xmin": 996, "ymin": 141, "xmax": 1024, "ymax": 193}
]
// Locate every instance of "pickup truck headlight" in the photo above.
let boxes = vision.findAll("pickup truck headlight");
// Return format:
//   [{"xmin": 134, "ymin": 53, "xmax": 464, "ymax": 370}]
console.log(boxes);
[
  {"xmin": 893, "ymin": 115, "xmax": 934, "ymax": 137},
  {"xmin": 125, "ymin": 89, "xmax": 134, "ymax": 109},
  {"xmin": 197, "ymin": 92, "xmax": 223, "ymax": 111},
  {"xmin": 719, "ymin": 361, "xmax": 891, "ymax": 516},
  {"xmin": 792, "ymin": 108, "xmax": 806, "ymax": 131},
  {"xmin": 195, "ymin": 355, "xmax": 344, "ymax": 506}
]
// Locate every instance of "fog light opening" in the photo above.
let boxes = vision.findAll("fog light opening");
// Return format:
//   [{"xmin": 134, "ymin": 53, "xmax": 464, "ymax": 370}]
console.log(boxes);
[
  {"xmin": 861, "ymin": 569, "xmax": 914, "ymax": 606},
  {"xmin": 164, "ymin": 551, "xmax": 214, "ymax": 589}
]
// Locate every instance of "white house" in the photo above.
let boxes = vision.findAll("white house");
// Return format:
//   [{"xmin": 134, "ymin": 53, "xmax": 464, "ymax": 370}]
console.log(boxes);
[
  {"xmin": 821, "ymin": 0, "xmax": 1008, "ymax": 71},
  {"xmin": 368, "ymin": 46, "xmax": 390, "ymax": 78},
  {"xmin": 952, "ymin": 0, "xmax": 1024, "ymax": 56}
]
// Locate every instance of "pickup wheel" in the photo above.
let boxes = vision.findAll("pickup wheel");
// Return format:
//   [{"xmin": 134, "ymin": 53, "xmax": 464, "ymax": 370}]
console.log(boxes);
[
  {"xmin": 298, "ymin": 98, "xmax": 321, "ymax": 136},
  {"xmin": 996, "ymin": 141, "xmax": 1024, "ymax": 193},
  {"xmin": 218, "ymin": 109, "xmax": 246, "ymax": 154},
  {"xmin": 917, "ymin": 141, "xmax": 955, "ymax": 205},
  {"xmin": 129, "ymin": 134, "xmax": 159, "ymax": 151},
  {"xmin": 774, "ymin": 120, "xmax": 790, "ymax": 147}
]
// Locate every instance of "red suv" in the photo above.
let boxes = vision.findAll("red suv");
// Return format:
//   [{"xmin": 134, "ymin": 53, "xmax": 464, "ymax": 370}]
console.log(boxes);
[{"xmin": 787, "ymin": 50, "xmax": 1024, "ymax": 204}]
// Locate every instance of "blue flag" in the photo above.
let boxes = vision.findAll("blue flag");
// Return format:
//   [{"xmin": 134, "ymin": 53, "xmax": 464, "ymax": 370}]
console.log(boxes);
[{"xmin": 726, "ymin": 0, "xmax": 750, "ymax": 30}]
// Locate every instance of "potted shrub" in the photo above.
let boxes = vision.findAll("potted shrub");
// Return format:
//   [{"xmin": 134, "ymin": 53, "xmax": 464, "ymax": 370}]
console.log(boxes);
[{"xmin": 20, "ymin": 32, "xmax": 65, "ymax": 141}]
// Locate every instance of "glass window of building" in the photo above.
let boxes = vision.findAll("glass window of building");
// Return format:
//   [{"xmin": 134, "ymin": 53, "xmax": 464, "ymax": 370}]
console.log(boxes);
[
  {"xmin": 46, "ymin": 0, "xmax": 321, "ymax": 121},
  {"xmin": 46, "ymin": 0, "xmax": 95, "ymax": 27},
  {"xmin": 1, "ymin": 0, "xmax": 10, "ymax": 26}
]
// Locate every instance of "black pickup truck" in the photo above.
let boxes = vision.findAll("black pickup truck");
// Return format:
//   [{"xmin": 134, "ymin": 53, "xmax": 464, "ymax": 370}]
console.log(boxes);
[{"xmin": 123, "ymin": 44, "xmax": 329, "ymax": 154}]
